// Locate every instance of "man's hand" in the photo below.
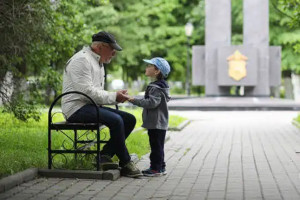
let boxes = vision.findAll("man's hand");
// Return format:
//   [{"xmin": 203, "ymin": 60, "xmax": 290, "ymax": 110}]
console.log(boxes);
[
  {"xmin": 116, "ymin": 90, "xmax": 129, "ymax": 103},
  {"xmin": 119, "ymin": 89, "xmax": 128, "ymax": 95}
]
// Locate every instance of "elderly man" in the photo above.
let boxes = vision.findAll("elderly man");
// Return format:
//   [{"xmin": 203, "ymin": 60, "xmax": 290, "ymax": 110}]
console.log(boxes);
[{"xmin": 61, "ymin": 31, "xmax": 141, "ymax": 178}]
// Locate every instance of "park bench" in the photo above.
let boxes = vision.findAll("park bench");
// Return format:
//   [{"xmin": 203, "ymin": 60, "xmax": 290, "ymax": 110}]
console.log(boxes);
[{"xmin": 48, "ymin": 91, "xmax": 115, "ymax": 171}]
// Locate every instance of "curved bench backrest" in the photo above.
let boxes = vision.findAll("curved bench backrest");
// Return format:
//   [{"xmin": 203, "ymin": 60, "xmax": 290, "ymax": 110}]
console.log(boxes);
[{"xmin": 48, "ymin": 91, "xmax": 99, "ymax": 125}]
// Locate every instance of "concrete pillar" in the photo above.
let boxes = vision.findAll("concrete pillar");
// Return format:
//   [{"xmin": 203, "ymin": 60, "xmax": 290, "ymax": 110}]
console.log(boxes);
[
  {"xmin": 243, "ymin": 0, "xmax": 270, "ymax": 96},
  {"xmin": 292, "ymin": 73, "xmax": 300, "ymax": 101},
  {"xmin": 205, "ymin": 0, "xmax": 231, "ymax": 96},
  {"xmin": 192, "ymin": 46, "xmax": 205, "ymax": 86}
]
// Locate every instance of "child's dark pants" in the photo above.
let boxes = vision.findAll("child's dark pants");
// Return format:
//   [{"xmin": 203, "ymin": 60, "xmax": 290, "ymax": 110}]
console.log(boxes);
[{"xmin": 148, "ymin": 129, "xmax": 166, "ymax": 171}]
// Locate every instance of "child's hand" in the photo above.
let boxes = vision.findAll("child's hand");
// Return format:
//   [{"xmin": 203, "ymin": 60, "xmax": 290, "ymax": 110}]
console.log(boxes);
[
  {"xmin": 128, "ymin": 97, "xmax": 134, "ymax": 102},
  {"xmin": 122, "ymin": 94, "xmax": 134, "ymax": 102}
]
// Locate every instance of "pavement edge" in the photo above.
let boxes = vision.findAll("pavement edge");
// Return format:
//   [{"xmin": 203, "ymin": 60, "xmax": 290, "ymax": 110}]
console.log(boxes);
[
  {"xmin": 0, "ymin": 168, "xmax": 38, "ymax": 193},
  {"xmin": 0, "ymin": 168, "xmax": 120, "ymax": 194}
]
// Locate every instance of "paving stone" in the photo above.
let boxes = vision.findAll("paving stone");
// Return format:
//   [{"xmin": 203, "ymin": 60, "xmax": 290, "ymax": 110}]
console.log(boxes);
[
  {"xmin": 28, "ymin": 193, "xmax": 54, "ymax": 200},
  {"xmin": 38, "ymin": 169, "xmax": 103, "ymax": 180},
  {"xmin": 244, "ymin": 190, "xmax": 263, "ymax": 199},
  {"xmin": 93, "ymin": 189, "xmax": 117, "ymax": 199},
  {"xmin": 79, "ymin": 181, "xmax": 111, "ymax": 195},
  {"xmin": 226, "ymin": 191, "xmax": 243, "ymax": 199},
  {"xmin": 206, "ymin": 191, "xmax": 225, "ymax": 199},
  {"xmin": 281, "ymin": 190, "xmax": 300, "ymax": 200},
  {"xmin": 6, "ymin": 193, "xmax": 33, "ymax": 200},
  {"xmin": 169, "ymin": 195, "xmax": 189, "ymax": 200},
  {"xmin": 0, "ymin": 192, "xmax": 12, "ymax": 200},
  {"xmin": 50, "ymin": 195, "xmax": 71, "ymax": 200},
  {"xmin": 111, "ymin": 193, "xmax": 135, "ymax": 200},
  {"xmin": 71, "ymin": 194, "xmax": 94, "ymax": 200},
  {"xmin": 111, "ymin": 196, "xmax": 133, "ymax": 200},
  {"xmin": 188, "ymin": 192, "xmax": 206, "ymax": 200}
]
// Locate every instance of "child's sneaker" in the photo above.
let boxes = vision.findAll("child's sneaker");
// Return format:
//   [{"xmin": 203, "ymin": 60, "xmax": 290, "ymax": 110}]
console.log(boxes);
[
  {"xmin": 142, "ymin": 168, "xmax": 163, "ymax": 177},
  {"xmin": 142, "ymin": 168, "xmax": 152, "ymax": 174},
  {"xmin": 161, "ymin": 168, "xmax": 167, "ymax": 175}
]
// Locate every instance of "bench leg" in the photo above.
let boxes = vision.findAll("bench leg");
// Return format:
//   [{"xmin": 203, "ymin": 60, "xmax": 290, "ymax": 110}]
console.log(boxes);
[
  {"xmin": 74, "ymin": 130, "xmax": 78, "ymax": 160},
  {"xmin": 96, "ymin": 129, "xmax": 100, "ymax": 171},
  {"xmin": 48, "ymin": 128, "xmax": 52, "ymax": 169}
]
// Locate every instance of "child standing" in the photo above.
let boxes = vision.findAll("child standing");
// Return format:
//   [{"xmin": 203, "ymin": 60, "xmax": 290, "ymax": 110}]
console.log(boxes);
[{"xmin": 128, "ymin": 57, "xmax": 171, "ymax": 177}]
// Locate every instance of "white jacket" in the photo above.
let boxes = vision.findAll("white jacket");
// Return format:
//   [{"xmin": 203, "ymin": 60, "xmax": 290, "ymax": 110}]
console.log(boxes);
[{"xmin": 62, "ymin": 46, "xmax": 117, "ymax": 119}]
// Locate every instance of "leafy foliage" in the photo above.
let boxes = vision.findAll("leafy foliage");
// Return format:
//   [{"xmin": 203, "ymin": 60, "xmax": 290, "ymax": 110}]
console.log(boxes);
[
  {"xmin": 86, "ymin": 0, "xmax": 203, "ymax": 81},
  {"xmin": 271, "ymin": 0, "xmax": 300, "ymax": 73},
  {"xmin": 0, "ymin": 0, "xmax": 53, "ymax": 120},
  {"xmin": 0, "ymin": 0, "xmax": 88, "ymax": 120},
  {"xmin": 2, "ymin": 0, "xmax": 300, "ymax": 120}
]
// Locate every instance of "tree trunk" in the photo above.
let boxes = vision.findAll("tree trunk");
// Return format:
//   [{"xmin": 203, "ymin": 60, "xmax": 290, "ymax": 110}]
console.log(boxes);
[
  {"xmin": 282, "ymin": 70, "xmax": 293, "ymax": 99},
  {"xmin": 292, "ymin": 73, "xmax": 300, "ymax": 101},
  {"xmin": 0, "ymin": 71, "xmax": 14, "ymax": 105}
]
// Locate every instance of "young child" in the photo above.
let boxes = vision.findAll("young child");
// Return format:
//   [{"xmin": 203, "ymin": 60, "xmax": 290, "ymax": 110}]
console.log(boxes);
[{"xmin": 128, "ymin": 57, "xmax": 171, "ymax": 177}]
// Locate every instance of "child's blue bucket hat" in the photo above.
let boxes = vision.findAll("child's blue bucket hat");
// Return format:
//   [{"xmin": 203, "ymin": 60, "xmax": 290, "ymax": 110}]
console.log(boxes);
[{"xmin": 143, "ymin": 57, "xmax": 171, "ymax": 77}]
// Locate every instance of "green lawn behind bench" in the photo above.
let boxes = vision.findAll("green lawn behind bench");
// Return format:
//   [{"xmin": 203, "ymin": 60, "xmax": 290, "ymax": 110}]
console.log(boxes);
[
  {"xmin": 294, "ymin": 114, "xmax": 300, "ymax": 124},
  {"xmin": 0, "ymin": 107, "xmax": 186, "ymax": 178}
]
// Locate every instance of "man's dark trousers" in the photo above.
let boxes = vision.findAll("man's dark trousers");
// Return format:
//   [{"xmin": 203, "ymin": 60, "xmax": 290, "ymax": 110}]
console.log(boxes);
[{"xmin": 67, "ymin": 104, "xmax": 136, "ymax": 166}]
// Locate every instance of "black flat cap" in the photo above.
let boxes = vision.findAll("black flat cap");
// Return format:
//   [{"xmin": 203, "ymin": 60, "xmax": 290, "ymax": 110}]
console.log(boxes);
[{"xmin": 92, "ymin": 31, "xmax": 122, "ymax": 51}]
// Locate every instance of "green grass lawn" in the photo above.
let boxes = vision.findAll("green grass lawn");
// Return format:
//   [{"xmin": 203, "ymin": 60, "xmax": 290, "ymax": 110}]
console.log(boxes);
[
  {"xmin": 0, "ymin": 107, "xmax": 186, "ymax": 178},
  {"xmin": 294, "ymin": 114, "xmax": 300, "ymax": 124}
]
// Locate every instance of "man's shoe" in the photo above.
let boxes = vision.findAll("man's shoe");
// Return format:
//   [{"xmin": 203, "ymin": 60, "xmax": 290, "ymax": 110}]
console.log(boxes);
[
  {"xmin": 100, "ymin": 155, "xmax": 119, "ymax": 171},
  {"xmin": 121, "ymin": 161, "xmax": 142, "ymax": 178},
  {"xmin": 142, "ymin": 168, "xmax": 162, "ymax": 177}
]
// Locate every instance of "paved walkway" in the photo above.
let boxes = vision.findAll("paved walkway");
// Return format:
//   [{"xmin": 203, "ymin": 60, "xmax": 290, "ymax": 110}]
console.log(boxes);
[{"xmin": 1, "ymin": 111, "xmax": 300, "ymax": 200}]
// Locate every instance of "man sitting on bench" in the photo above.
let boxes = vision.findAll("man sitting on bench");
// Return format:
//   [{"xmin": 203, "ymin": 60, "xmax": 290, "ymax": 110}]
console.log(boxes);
[{"xmin": 61, "ymin": 31, "xmax": 142, "ymax": 178}]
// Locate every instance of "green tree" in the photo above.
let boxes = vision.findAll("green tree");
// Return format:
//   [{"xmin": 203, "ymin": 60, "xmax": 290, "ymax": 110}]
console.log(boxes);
[
  {"xmin": 0, "ymin": 0, "xmax": 53, "ymax": 120},
  {"xmin": 0, "ymin": 0, "xmax": 89, "ymax": 120},
  {"xmin": 231, "ymin": 0, "xmax": 243, "ymax": 45},
  {"xmin": 271, "ymin": 0, "xmax": 300, "ymax": 74},
  {"xmin": 28, "ymin": 0, "xmax": 89, "ymax": 104},
  {"xmin": 81, "ymin": 0, "xmax": 202, "ymax": 83}
]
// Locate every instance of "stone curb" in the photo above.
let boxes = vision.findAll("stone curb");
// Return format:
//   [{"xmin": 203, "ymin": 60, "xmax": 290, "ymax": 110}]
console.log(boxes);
[
  {"xmin": 132, "ymin": 127, "xmax": 145, "ymax": 133},
  {"xmin": 168, "ymin": 120, "xmax": 191, "ymax": 131},
  {"xmin": 131, "ymin": 120, "xmax": 191, "ymax": 144},
  {"xmin": 0, "ymin": 168, "xmax": 120, "ymax": 194},
  {"xmin": 38, "ymin": 169, "xmax": 120, "ymax": 181},
  {"xmin": 292, "ymin": 119, "xmax": 300, "ymax": 129},
  {"xmin": 132, "ymin": 119, "xmax": 191, "ymax": 133},
  {"xmin": 292, "ymin": 120, "xmax": 300, "ymax": 153},
  {"xmin": 0, "ymin": 168, "xmax": 38, "ymax": 193},
  {"xmin": 292, "ymin": 119, "xmax": 300, "ymax": 148}
]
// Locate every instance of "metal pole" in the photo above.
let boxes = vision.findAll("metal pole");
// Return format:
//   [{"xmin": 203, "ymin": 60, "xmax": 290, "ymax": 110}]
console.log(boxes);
[{"xmin": 186, "ymin": 36, "xmax": 191, "ymax": 96}]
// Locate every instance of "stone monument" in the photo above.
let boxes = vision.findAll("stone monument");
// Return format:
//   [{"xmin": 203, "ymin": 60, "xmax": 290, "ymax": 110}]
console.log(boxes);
[{"xmin": 192, "ymin": 0, "xmax": 281, "ymax": 97}]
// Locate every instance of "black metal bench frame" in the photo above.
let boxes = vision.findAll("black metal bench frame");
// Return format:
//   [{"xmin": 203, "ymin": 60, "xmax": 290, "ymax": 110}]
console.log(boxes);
[{"xmin": 48, "ymin": 91, "xmax": 113, "ymax": 171}]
